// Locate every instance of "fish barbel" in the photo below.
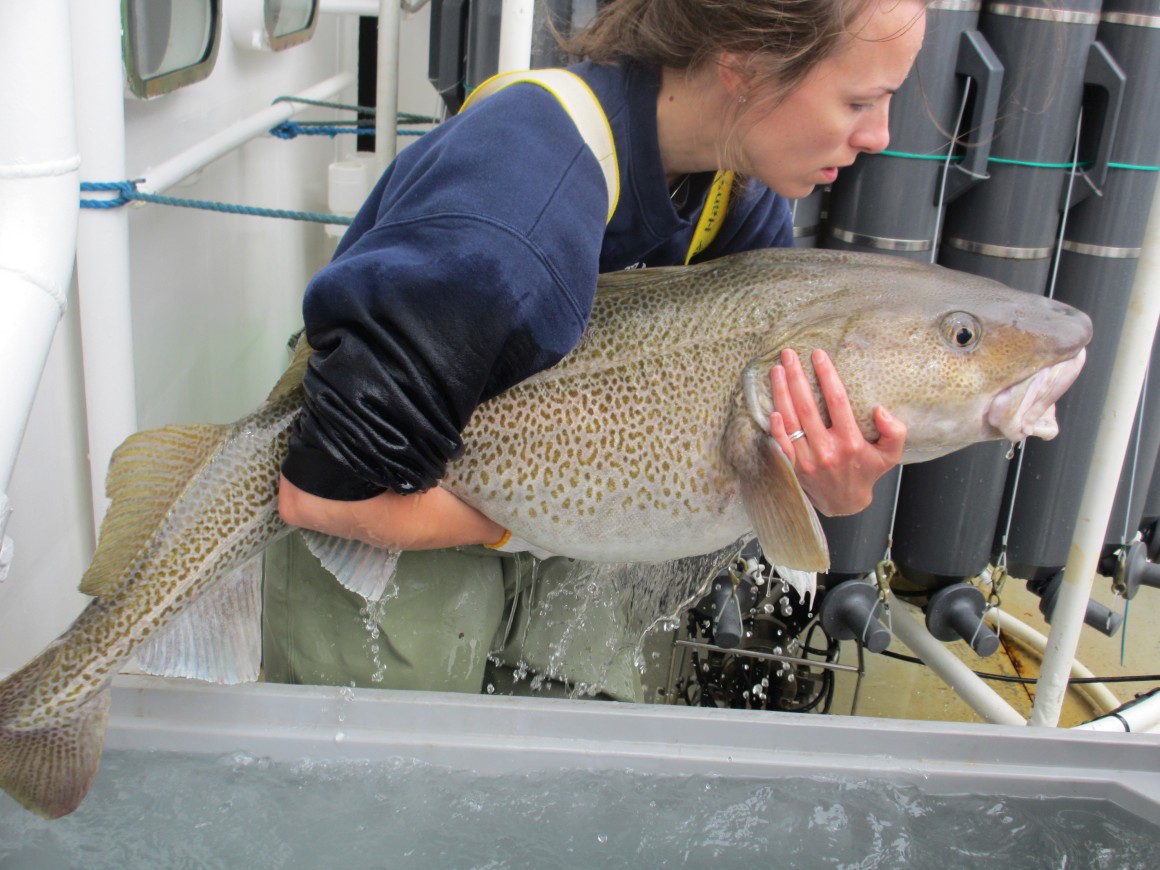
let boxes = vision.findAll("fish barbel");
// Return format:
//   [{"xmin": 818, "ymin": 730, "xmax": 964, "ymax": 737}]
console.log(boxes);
[{"xmin": 0, "ymin": 248, "xmax": 1091, "ymax": 818}]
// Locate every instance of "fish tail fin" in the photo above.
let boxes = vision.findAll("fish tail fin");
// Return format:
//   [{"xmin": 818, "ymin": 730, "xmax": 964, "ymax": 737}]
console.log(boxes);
[{"xmin": 0, "ymin": 656, "xmax": 111, "ymax": 819}]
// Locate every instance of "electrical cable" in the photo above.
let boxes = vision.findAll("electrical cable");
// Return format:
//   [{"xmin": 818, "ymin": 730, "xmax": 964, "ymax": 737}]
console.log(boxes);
[{"xmin": 876, "ymin": 648, "xmax": 1160, "ymax": 685}]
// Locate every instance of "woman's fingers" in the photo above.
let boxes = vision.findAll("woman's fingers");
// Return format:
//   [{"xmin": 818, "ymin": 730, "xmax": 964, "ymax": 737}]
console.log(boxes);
[
  {"xmin": 769, "ymin": 357, "xmax": 803, "ymax": 461},
  {"xmin": 873, "ymin": 406, "xmax": 908, "ymax": 462},
  {"xmin": 768, "ymin": 348, "xmax": 908, "ymax": 516}
]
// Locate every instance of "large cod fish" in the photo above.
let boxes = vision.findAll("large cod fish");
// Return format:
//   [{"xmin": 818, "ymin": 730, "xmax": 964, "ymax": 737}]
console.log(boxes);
[{"xmin": 0, "ymin": 248, "xmax": 1091, "ymax": 818}]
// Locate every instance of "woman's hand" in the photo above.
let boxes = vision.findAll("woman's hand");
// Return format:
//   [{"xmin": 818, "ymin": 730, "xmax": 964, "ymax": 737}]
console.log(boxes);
[
  {"xmin": 277, "ymin": 474, "xmax": 506, "ymax": 551},
  {"xmin": 767, "ymin": 348, "xmax": 907, "ymax": 516}
]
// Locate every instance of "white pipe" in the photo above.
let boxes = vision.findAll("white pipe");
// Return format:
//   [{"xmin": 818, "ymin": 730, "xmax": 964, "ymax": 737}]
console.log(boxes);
[
  {"xmin": 137, "ymin": 73, "xmax": 356, "ymax": 196},
  {"xmin": 0, "ymin": 0, "xmax": 80, "ymax": 533},
  {"xmin": 321, "ymin": 0, "xmax": 379, "ymax": 13},
  {"xmin": 0, "ymin": 494, "xmax": 11, "ymax": 582},
  {"xmin": 321, "ymin": 1, "xmax": 431, "ymax": 15},
  {"xmin": 498, "ymin": 0, "xmax": 536, "ymax": 73},
  {"xmin": 70, "ymin": 0, "xmax": 137, "ymax": 533},
  {"xmin": 374, "ymin": 0, "xmax": 402, "ymax": 175},
  {"xmin": 985, "ymin": 608, "xmax": 1120, "ymax": 716},
  {"xmin": 1030, "ymin": 181, "xmax": 1160, "ymax": 728},
  {"xmin": 1073, "ymin": 691, "xmax": 1160, "ymax": 733},
  {"xmin": 888, "ymin": 596, "xmax": 1027, "ymax": 726}
]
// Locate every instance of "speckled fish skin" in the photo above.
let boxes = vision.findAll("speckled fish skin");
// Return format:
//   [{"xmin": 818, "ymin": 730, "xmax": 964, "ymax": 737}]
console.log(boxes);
[
  {"xmin": 0, "ymin": 247, "xmax": 1091, "ymax": 818},
  {"xmin": 444, "ymin": 247, "xmax": 1092, "ymax": 562}
]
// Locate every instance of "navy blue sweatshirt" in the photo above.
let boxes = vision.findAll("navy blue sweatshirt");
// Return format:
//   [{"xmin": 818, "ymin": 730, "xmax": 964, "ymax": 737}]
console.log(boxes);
[{"xmin": 283, "ymin": 61, "xmax": 794, "ymax": 501}]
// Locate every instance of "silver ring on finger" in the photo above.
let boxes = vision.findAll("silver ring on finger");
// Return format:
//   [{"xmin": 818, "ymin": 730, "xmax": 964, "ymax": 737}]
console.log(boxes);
[{"xmin": 788, "ymin": 428, "xmax": 806, "ymax": 442}]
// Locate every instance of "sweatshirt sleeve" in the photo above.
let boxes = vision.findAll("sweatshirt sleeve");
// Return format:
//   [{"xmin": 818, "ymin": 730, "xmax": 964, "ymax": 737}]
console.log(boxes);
[{"xmin": 282, "ymin": 86, "xmax": 608, "ymax": 501}]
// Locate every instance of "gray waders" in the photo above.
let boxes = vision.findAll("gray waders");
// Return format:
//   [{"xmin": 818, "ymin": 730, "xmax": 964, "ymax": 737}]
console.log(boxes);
[{"xmin": 262, "ymin": 532, "xmax": 643, "ymax": 702}]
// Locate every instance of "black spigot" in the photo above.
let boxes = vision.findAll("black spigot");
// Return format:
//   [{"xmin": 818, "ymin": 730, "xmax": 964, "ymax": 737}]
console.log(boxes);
[
  {"xmin": 699, "ymin": 574, "xmax": 760, "ymax": 649},
  {"xmin": 1031, "ymin": 571, "xmax": 1123, "ymax": 637},
  {"xmin": 925, "ymin": 584, "xmax": 1000, "ymax": 657},
  {"xmin": 819, "ymin": 580, "xmax": 892, "ymax": 653}
]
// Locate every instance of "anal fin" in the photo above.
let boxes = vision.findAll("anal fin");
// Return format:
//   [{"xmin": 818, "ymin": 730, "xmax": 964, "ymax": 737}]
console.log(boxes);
[{"xmin": 126, "ymin": 555, "xmax": 264, "ymax": 684}]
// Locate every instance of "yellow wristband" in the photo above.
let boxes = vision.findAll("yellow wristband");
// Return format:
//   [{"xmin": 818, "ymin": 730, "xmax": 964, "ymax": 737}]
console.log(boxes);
[{"xmin": 485, "ymin": 529, "xmax": 512, "ymax": 549}]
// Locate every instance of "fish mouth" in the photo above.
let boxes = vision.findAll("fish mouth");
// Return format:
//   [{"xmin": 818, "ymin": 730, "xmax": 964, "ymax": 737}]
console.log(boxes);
[{"xmin": 985, "ymin": 348, "xmax": 1087, "ymax": 443}]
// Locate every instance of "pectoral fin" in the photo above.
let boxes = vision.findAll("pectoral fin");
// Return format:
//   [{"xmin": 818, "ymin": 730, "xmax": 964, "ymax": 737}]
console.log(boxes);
[
  {"xmin": 300, "ymin": 530, "xmax": 401, "ymax": 602},
  {"xmin": 723, "ymin": 404, "xmax": 829, "ymax": 580}
]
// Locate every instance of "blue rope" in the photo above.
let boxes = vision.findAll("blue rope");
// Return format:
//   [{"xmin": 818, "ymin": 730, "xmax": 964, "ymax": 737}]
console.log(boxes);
[
  {"xmin": 269, "ymin": 120, "xmax": 428, "ymax": 139},
  {"xmin": 80, "ymin": 180, "xmax": 353, "ymax": 225},
  {"xmin": 75, "ymin": 93, "xmax": 443, "ymax": 224},
  {"xmin": 79, "ymin": 180, "xmax": 135, "ymax": 208}
]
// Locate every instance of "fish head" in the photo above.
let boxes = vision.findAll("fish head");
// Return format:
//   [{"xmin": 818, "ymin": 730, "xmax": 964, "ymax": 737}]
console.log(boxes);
[{"xmin": 762, "ymin": 260, "xmax": 1093, "ymax": 464}]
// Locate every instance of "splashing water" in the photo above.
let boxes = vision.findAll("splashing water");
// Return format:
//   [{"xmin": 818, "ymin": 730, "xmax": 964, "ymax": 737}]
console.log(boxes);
[
  {"xmin": 1, "ymin": 750, "xmax": 1155, "ymax": 869},
  {"xmin": 498, "ymin": 540, "xmax": 748, "ymax": 697},
  {"xmin": 359, "ymin": 598, "xmax": 392, "ymax": 684}
]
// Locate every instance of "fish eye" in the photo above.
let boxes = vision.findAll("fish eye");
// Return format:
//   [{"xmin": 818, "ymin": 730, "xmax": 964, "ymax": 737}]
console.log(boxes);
[{"xmin": 942, "ymin": 312, "xmax": 982, "ymax": 351}]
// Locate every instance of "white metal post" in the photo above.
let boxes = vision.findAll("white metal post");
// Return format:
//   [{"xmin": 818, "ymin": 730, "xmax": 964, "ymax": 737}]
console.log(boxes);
[
  {"xmin": 375, "ymin": 0, "xmax": 402, "ymax": 175},
  {"xmin": 1030, "ymin": 181, "xmax": 1160, "ymax": 727},
  {"xmin": 498, "ymin": 0, "xmax": 536, "ymax": 73},
  {"xmin": 0, "ymin": 0, "xmax": 80, "ymax": 541},
  {"xmin": 71, "ymin": 0, "xmax": 138, "ymax": 532}
]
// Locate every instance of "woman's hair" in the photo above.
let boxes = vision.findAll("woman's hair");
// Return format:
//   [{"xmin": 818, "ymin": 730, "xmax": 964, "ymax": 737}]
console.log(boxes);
[{"xmin": 561, "ymin": 0, "xmax": 891, "ymax": 104}]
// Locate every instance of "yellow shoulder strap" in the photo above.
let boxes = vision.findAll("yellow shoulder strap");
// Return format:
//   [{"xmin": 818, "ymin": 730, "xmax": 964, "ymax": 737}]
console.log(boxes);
[
  {"xmin": 462, "ymin": 69, "xmax": 620, "ymax": 224},
  {"xmin": 463, "ymin": 69, "xmax": 733, "ymax": 261}
]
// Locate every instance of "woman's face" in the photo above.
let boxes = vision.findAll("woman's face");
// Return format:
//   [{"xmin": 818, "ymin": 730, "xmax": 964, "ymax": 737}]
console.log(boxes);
[{"xmin": 734, "ymin": 0, "xmax": 927, "ymax": 199}]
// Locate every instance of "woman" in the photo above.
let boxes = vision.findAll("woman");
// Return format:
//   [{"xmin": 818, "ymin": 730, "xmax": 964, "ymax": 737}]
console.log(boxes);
[{"xmin": 264, "ymin": 0, "xmax": 927, "ymax": 697}]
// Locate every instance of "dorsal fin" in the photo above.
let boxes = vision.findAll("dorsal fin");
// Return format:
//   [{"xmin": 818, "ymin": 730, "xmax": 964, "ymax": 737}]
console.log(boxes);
[
  {"xmin": 80, "ymin": 424, "xmax": 229, "ymax": 597},
  {"xmin": 266, "ymin": 334, "xmax": 312, "ymax": 404},
  {"xmin": 594, "ymin": 263, "xmax": 687, "ymax": 294}
]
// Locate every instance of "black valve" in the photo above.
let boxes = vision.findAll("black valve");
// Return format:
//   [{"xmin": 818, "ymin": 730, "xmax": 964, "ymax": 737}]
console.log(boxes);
[
  {"xmin": 696, "ymin": 573, "xmax": 760, "ymax": 649},
  {"xmin": 1030, "ymin": 571, "xmax": 1123, "ymax": 637},
  {"xmin": 925, "ymin": 584, "xmax": 1000, "ymax": 657},
  {"xmin": 819, "ymin": 580, "xmax": 892, "ymax": 653}
]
